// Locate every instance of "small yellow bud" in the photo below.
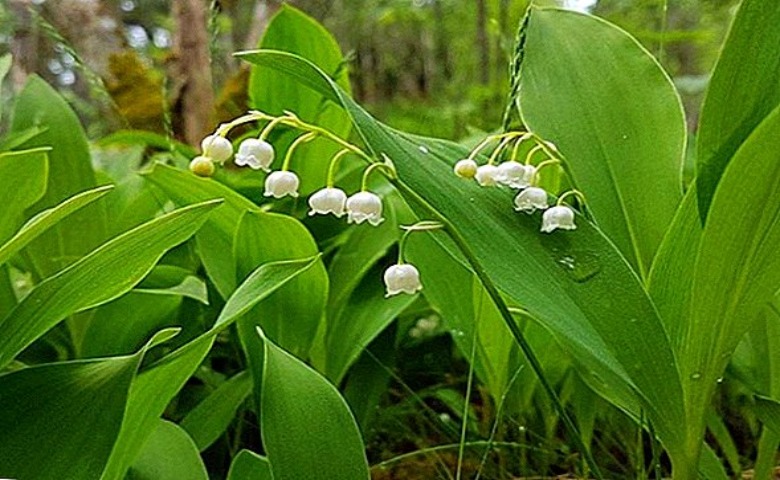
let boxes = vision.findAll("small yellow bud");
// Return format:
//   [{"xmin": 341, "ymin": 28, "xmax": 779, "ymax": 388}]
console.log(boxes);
[
  {"xmin": 189, "ymin": 156, "xmax": 215, "ymax": 177},
  {"xmin": 453, "ymin": 159, "xmax": 478, "ymax": 179}
]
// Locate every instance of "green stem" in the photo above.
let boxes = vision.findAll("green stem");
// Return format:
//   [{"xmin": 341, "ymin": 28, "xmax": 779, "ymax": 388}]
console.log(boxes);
[
  {"xmin": 486, "ymin": 135, "xmax": 516, "ymax": 165},
  {"xmin": 509, "ymin": 134, "xmax": 531, "ymax": 162},
  {"xmin": 530, "ymin": 159, "xmax": 561, "ymax": 185},
  {"xmin": 556, "ymin": 189, "xmax": 587, "ymax": 207},
  {"xmin": 524, "ymin": 144, "xmax": 545, "ymax": 165},
  {"xmin": 259, "ymin": 116, "xmax": 287, "ymax": 140},
  {"xmin": 281, "ymin": 132, "xmax": 316, "ymax": 171},
  {"xmin": 360, "ymin": 162, "xmax": 396, "ymax": 191},
  {"xmin": 326, "ymin": 148, "xmax": 352, "ymax": 188},
  {"xmin": 392, "ymin": 179, "xmax": 604, "ymax": 479}
]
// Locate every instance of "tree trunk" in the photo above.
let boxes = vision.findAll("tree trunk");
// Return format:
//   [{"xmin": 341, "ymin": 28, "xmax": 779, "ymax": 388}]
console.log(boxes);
[{"xmin": 171, "ymin": 0, "xmax": 215, "ymax": 145}]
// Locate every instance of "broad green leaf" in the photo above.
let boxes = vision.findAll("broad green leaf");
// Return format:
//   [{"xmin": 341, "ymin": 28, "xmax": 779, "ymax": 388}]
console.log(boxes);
[
  {"xmin": 257, "ymin": 327, "xmax": 370, "ymax": 480},
  {"xmin": 0, "ymin": 328, "xmax": 176, "ymax": 480},
  {"xmin": 0, "ymin": 147, "xmax": 49, "ymax": 244},
  {"xmin": 79, "ymin": 292, "xmax": 183, "ymax": 358},
  {"xmin": 647, "ymin": 187, "xmax": 701, "ymax": 349},
  {"xmin": 126, "ymin": 420, "xmax": 207, "ymax": 480},
  {"xmin": 227, "ymin": 450, "xmax": 273, "ymax": 480},
  {"xmin": 143, "ymin": 163, "xmax": 258, "ymax": 299},
  {"xmin": 249, "ymin": 4, "xmax": 352, "ymax": 194},
  {"xmin": 518, "ymin": 7, "xmax": 685, "ymax": 278},
  {"xmin": 101, "ymin": 256, "xmax": 318, "ymax": 479},
  {"xmin": 323, "ymin": 263, "xmax": 416, "ymax": 383},
  {"xmin": 755, "ymin": 396, "xmax": 780, "ymax": 436},
  {"xmin": 680, "ymin": 105, "xmax": 780, "ymax": 456},
  {"xmin": 696, "ymin": 0, "xmax": 780, "ymax": 218},
  {"xmin": 0, "ymin": 200, "xmax": 221, "ymax": 369},
  {"xmin": 234, "ymin": 210, "xmax": 328, "ymax": 358},
  {"xmin": 181, "ymin": 370, "xmax": 252, "ymax": 451},
  {"xmin": 237, "ymin": 49, "xmax": 685, "ymax": 454},
  {"xmin": 0, "ymin": 185, "xmax": 114, "ymax": 267},
  {"xmin": 10, "ymin": 75, "xmax": 108, "ymax": 276}
]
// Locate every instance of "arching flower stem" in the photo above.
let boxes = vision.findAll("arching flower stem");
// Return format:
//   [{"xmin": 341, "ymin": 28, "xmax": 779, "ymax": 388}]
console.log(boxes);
[
  {"xmin": 281, "ymin": 132, "xmax": 317, "ymax": 171},
  {"xmin": 326, "ymin": 148, "xmax": 353, "ymax": 188},
  {"xmin": 530, "ymin": 159, "xmax": 561, "ymax": 185},
  {"xmin": 556, "ymin": 189, "xmax": 588, "ymax": 207},
  {"xmin": 360, "ymin": 162, "xmax": 396, "ymax": 192}
]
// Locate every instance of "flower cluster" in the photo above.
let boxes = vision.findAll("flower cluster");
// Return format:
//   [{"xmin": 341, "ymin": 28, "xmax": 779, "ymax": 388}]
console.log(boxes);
[
  {"xmin": 189, "ymin": 110, "xmax": 391, "ymax": 227},
  {"xmin": 453, "ymin": 132, "xmax": 581, "ymax": 233},
  {"xmin": 190, "ymin": 111, "xmax": 434, "ymax": 298}
]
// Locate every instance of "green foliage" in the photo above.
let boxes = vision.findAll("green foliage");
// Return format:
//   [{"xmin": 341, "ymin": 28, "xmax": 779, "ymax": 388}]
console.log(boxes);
[{"xmin": 2, "ymin": 3, "xmax": 779, "ymax": 479}]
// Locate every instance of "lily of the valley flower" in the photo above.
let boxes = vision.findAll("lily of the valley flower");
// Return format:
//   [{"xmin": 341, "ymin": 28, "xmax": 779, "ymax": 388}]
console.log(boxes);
[
  {"xmin": 541, "ymin": 205, "xmax": 577, "ymax": 233},
  {"xmin": 308, "ymin": 187, "xmax": 347, "ymax": 217},
  {"xmin": 475, "ymin": 164, "xmax": 500, "ymax": 186},
  {"xmin": 497, "ymin": 161, "xmax": 534, "ymax": 189},
  {"xmin": 201, "ymin": 134, "xmax": 233, "ymax": 163},
  {"xmin": 453, "ymin": 159, "xmax": 478, "ymax": 179},
  {"xmin": 383, "ymin": 263, "xmax": 422, "ymax": 296},
  {"xmin": 189, "ymin": 156, "xmax": 215, "ymax": 177},
  {"xmin": 264, "ymin": 171, "xmax": 300, "ymax": 198},
  {"xmin": 345, "ymin": 191, "xmax": 384, "ymax": 225},
  {"xmin": 514, "ymin": 187, "xmax": 549, "ymax": 213},
  {"xmin": 235, "ymin": 138, "xmax": 275, "ymax": 171}
]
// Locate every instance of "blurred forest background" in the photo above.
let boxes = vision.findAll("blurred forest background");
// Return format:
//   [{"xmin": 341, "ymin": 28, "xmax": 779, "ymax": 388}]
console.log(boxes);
[{"xmin": 0, "ymin": 0, "xmax": 739, "ymax": 143}]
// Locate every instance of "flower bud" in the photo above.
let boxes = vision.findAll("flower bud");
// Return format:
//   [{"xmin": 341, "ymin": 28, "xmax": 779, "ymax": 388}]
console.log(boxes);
[
  {"xmin": 308, "ymin": 187, "xmax": 347, "ymax": 217},
  {"xmin": 383, "ymin": 263, "xmax": 422, "ymax": 296},
  {"xmin": 453, "ymin": 159, "xmax": 478, "ymax": 179},
  {"xmin": 235, "ymin": 138, "xmax": 275, "ymax": 171},
  {"xmin": 514, "ymin": 187, "xmax": 549, "ymax": 213},
  {"xmin": 345, "ymin": 191, "xmax": 384, "ymax": 226},
  {"xmin": 264, "ymin": 171, "xmax": 300, "ymax": 198},
  {"xmin": 189, "ymin": 156, "xmax": 215, "ymax": 177},
  {"xmin": 541, "ymin": 205, "xmax": 577, "ymax": 233},
  {"xmin": 474, "ymin": 164, "xmax": 500, "ymax": 186},
  {"xmin": 201, "ymin": 135, "xmax": 233, "ymax": 163}
]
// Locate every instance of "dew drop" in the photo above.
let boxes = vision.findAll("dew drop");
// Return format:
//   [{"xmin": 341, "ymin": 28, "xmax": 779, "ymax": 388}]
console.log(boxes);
[
  {"xmin": 553, "ymin": 250, "xmax": 602, "ymax": 282},
  {"xmin": 451, "ymin": 329, "xmax": 466, "ymax": 338},
  {"xmin": 629, "ymin": 318, "xmax": 638, "ymax": 324},
  {"xmin": 716, "ymin": 377, "xmax": 724, "ymax": 384},
  {"xmin": 418, "ymin": 145, "xmax": 429, "ymax": 154},
  {"xmin": 690, "ymin": 372, "xmax": 702, "ymax": 380}
]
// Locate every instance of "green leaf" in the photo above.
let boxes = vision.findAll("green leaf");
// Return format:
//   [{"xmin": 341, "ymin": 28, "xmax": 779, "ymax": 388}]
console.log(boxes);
[
  {"xmin": 101, "ymin": 256, "xmax": 318, "ymax": 480},
  {"xmin": 249, "ymin": 4, "xmax": 352, "ymax": 194},
  {"xmin": 0, "ymin": 329, "xmax": 176, "ymax": 480},
  {"xmin": 143, "ymin": 163, "xmax": 258, "ymax": 299},
  {"xmin": 647, "ymin": 187, "xmax": 701, "ymax": 349},
  {"xmin": 181, "ymin": 370, "xmax": 252, "ymax": 451},
  {"xmin": 126, "ymin": 420, "xmax": 207, "ymax": 480},
  {"xmin": 323, "ymin": 263, "xmax": 416, "ymax": 383},
  {"xmin": 0, "ymin": 185, "xmax": 114, "ymax": 267},
  {"xmin": 234, "ymin": 210, "xmax": 328, "ymax": 358},
  {"xmin": 236, "ymin": 49, "xmax": 686, "ymax": 454},
  {"xmin": 79, "ymin": 292, "xmax": 183, "ymax": 358},
  {"xmin": 754, "ymin": 396, "xmax": 780, "ymax": 436},
  {"xmin": 680, "ymin": 104, "xmax": 780, "ymax": 453},
  {"xmin": 0, "ymin": 200, "xmax": 221, "ymax": 369},
  {"xmin": 0, "ymin": 147, "xmax": 49, "ymax": 244},
  {"xmin": 696, "ymin": 0, "xmax": 780, "ymax": 218},
  {"xmin": 257, "ymin": 326, "xmax": 370, "ymax": 480},
  {"xmin": 0, "ymin": 53, "xmax": 11, "ymax": 121},
  {"xmin": 10, "ymin": 75, "xmax": 108, "ymax": 276},
  {"xmin": 518, "ymin": 7, "xmax": 685, "ymax": 278},
  {"xmin": 227, "ymin": 450, "xmax": 273, "ymax": 480}
]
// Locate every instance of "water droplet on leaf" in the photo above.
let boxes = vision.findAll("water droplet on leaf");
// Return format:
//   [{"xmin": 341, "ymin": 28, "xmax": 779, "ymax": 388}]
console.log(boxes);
[{"xmin": 554, "ymin": 250, "xmax": 601, "ymax": 282}]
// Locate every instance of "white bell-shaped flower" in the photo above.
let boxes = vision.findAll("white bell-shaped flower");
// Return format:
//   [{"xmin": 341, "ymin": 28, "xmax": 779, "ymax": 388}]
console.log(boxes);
[
  {"xmin": 383, "ymin": 263, "xmax": 422, "ymax": 296},
  {"xmin": 264, "ymin": 171, "xmax": 300, "ymax": 198},
  {"xmin": 345, "ymin": 191, "xmax": 384, "ymax": 226},
  {"xmin": 541, "ymin": 205, "xmax": 577, "ymax": 233},
  {"xmin": 497, "ymin": 161, "xmax": 534, "ymax": 188},
  {"xmin": 201, "ymin": 135, "xmax": 233, "ymax": 163},
  {"xmin": 308, "ymin": 187, "xmax": 347, "ymax": 217},
  {"xmin": 475, "ymin": 164, "xmax": 500, "ymax": 186},
  {"xmin": 453, "ymin": 159, "xmax": 478, "ymax": 179},
  {"xmin": 514, "ymin": 187, "xmax": 549, "ymax": 213},
  {"xmin": 235, "ymin": 138, "xmax": 275, "ymax": 171},
  {"xmin": 189, "ymin": 155, "xmax": 215, "ymax": 177}
]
